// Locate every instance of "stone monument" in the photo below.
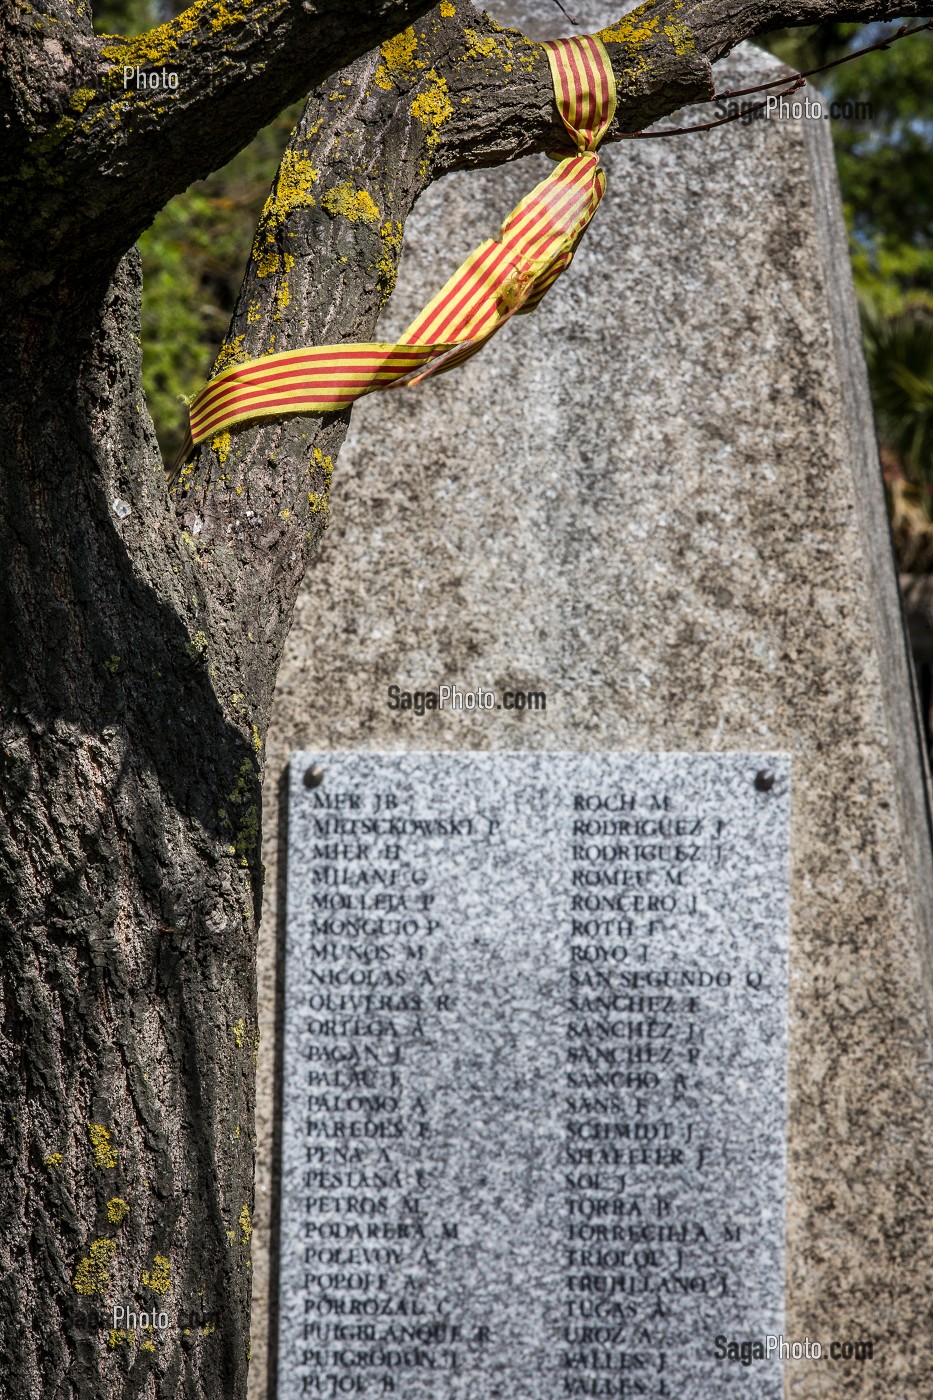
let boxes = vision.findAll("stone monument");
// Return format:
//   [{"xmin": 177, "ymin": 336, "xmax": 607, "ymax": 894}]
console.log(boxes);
[{"xmin": 249, "ymin": 11, "xmax": 933, "ymax": 1399}]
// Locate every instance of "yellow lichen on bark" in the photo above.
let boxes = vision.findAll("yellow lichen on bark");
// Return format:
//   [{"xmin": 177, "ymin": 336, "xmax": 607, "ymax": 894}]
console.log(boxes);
[
  {"xmin": 411, "ymin": 71, "xmax": 453, "ymax": 149},
  {"xmin": 211, "ymin": 431, "xmax": 232, "ymax": 463},
  {"xmin": 599, "ymin": 1, "xmax": 660, "ymax": 46},
  {"xmin": 600, "ymin": 1, "xmax": 693, "ymax": 66},
  {"xmin": 307, "ymin": 447, "xmax": 334, "ymax": 517},
  {"xmin": 213, "ymin": 334, "xmax": 246, "ymax": 375},
  {"xmin": 101, "ymin": 0, "xmax": 279, "ymax": 71},
  {"xmin": 142, "ymin": 1254, "xmax": 172, "ymax": 1294},
  {"xmin": 376, "ymin": 220, "xmax": 404, "ymax": 299},
  {"xmin": 663, "ymin": 13, "xmax": 694, "ymax": 54},
  {"xmin": 87, "ymin": 1123, "xmax": 118, "ymax": 1168},
  {"xmin": 322, "ymin": 182, "xmax": 380, "ymax": 224},
  {"xmin": 375, "ymin": 25, "xmax": 424, "ymax": 88},
  {"xmin": 69, "ymin": 87, "xmax": 95, "ymax": 113},
  {"xmin": 100, "ymin": 1, "xmax": 200, "ymax": 68},
  {"xmin": 381, "ymin": 27, "xmax": 418, "ymax": 71},
  {"xmin": 260, "ymin": 152, "xmax": 319, "ymax": 230},
  {"xmin": 463, "ymin": 27, "xmax": 502, "ymax": 60},
  {"xmin": 274, "ymin": 281, "xmax": 291, "ymax": 319},
  {"xmin": 107, "ymin": 1197, "xmax": 130, "ymax": 1224},
  {"xmin": 73, "ymin": 1238, "xmax": 117, "ymax": 1296},
  {"xmin": 254, "ymin": 249, "xmax": 281, "ymax": 278},
  {"xmin": 251, "ymin": 153, "xmax": 318, "ymax": 276},
  {"xmin": 227, "ymin": 757, "xmax": 260, "ymax": 867},
  {"xmin": 208, "ymin": 0, "xmax": 249, "ymax": 33}
]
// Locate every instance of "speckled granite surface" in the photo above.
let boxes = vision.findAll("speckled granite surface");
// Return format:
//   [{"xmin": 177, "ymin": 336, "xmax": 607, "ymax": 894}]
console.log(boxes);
[{"xmin": 250, "ymin": 36, "xmax": 933, "ymax": 1400}]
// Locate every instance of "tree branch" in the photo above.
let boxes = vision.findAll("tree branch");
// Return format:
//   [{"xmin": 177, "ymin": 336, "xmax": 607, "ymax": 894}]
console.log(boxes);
[
  {"xmin": 2, "ymin": 0, "xmax": 443, "ymax": 298},
  {"xmin": 419, "ymin": 0, "xmax": 932, "ymax": 174},
  {"xmin": 5, "ymin": 0, "xmax": 927, "ymax": 300}
]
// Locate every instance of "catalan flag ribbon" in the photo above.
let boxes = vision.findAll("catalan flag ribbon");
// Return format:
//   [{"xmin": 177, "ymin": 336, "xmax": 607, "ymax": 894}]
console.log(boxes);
[{"xmin": 174, "ymin": 34, "xmax": 616, "ymax": 469}]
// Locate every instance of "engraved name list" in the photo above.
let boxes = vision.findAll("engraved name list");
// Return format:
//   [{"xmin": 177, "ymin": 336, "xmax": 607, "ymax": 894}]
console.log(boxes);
[{"xmin": 278, "ymin": 752, "xmax": 790, "ymax": 1400}]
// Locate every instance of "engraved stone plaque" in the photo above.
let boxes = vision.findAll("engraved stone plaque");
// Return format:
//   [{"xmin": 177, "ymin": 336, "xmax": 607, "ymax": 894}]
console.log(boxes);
[{"xmin": 278, "ymin": 752, "xmax": 790, "ymax": 1398}]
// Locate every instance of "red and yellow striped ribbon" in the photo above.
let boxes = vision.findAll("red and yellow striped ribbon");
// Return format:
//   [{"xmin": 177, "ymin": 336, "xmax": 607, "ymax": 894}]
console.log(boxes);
[{"xmin": 174, "ymin": 34, "xmax": 616, "ymax": 469}]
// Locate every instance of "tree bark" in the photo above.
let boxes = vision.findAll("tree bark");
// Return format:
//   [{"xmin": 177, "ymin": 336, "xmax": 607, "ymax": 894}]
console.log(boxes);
[
  {"xmin": 1, "ymin": 1, "xmax": 928, "ymax": 1396},
  {"xmin": 0, "ymin": 254, "xmax": 271, "ymax": 1396}
]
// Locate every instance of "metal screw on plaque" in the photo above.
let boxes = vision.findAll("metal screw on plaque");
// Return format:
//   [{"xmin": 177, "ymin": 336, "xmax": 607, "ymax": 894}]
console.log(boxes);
[
  {"xmin": 303, "ymin": 764, "xmax": 325, "ymax": 789},
  {"xmin": 754, "ymin": 768, "xmax": 776, "ymax": 792}
]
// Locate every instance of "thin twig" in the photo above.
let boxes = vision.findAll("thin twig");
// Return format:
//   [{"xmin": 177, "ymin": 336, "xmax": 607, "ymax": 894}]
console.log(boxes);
[
  {"xmin": 716, "ymin": 17, "xmax": 933, "ymax": 100},
  {"xmin": 549, "ymin": 0, "xmax": 580, "ymax": 26},
  {"xmin": 622, "ymin": 75, "xmax": 805, "ymax": 139}
]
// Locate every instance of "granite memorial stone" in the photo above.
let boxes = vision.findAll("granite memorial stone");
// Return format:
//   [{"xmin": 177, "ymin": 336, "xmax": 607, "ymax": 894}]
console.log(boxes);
[{"xmin": 249, "ymin": 14, "xmax": 933, "ymax": 1400}]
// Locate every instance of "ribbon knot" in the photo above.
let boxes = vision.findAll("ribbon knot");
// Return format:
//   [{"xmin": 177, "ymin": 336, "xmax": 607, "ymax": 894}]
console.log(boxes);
[
  {"xmin": 174, "ymin": 35, "xmax": 617, "ymax": 470},
  {"xmin": 545, "ymin": 33, "xmax": 617, "ymax": 153}
]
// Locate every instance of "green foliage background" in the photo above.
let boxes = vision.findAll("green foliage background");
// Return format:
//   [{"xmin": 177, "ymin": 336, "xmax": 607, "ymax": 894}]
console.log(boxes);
[
  {"xmin": 93, "ymin": 0, "xmax": 301, "ymax": 463},
  {"xmin": 95, "ymin": 4, "xmax": 933, "ymax": 561},
  {"xmin": 761, "ymin": 21, "xmax": 932, "ymax": 313}
]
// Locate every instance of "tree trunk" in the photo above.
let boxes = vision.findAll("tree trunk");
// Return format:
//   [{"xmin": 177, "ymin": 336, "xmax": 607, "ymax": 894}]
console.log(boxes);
[{"xmin": 0, "ymin": 254, "xmax": 271, "ymax": 1396}]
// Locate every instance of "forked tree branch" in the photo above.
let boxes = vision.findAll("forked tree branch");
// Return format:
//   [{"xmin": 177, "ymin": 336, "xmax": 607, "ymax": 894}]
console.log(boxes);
[
  {"xmin": 4, "ymin": 0, "xmax": 928, "ymax": 300},
  {"xmin": 2, "ymin": 0, "xmax": 441, "ymax": 296}
]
